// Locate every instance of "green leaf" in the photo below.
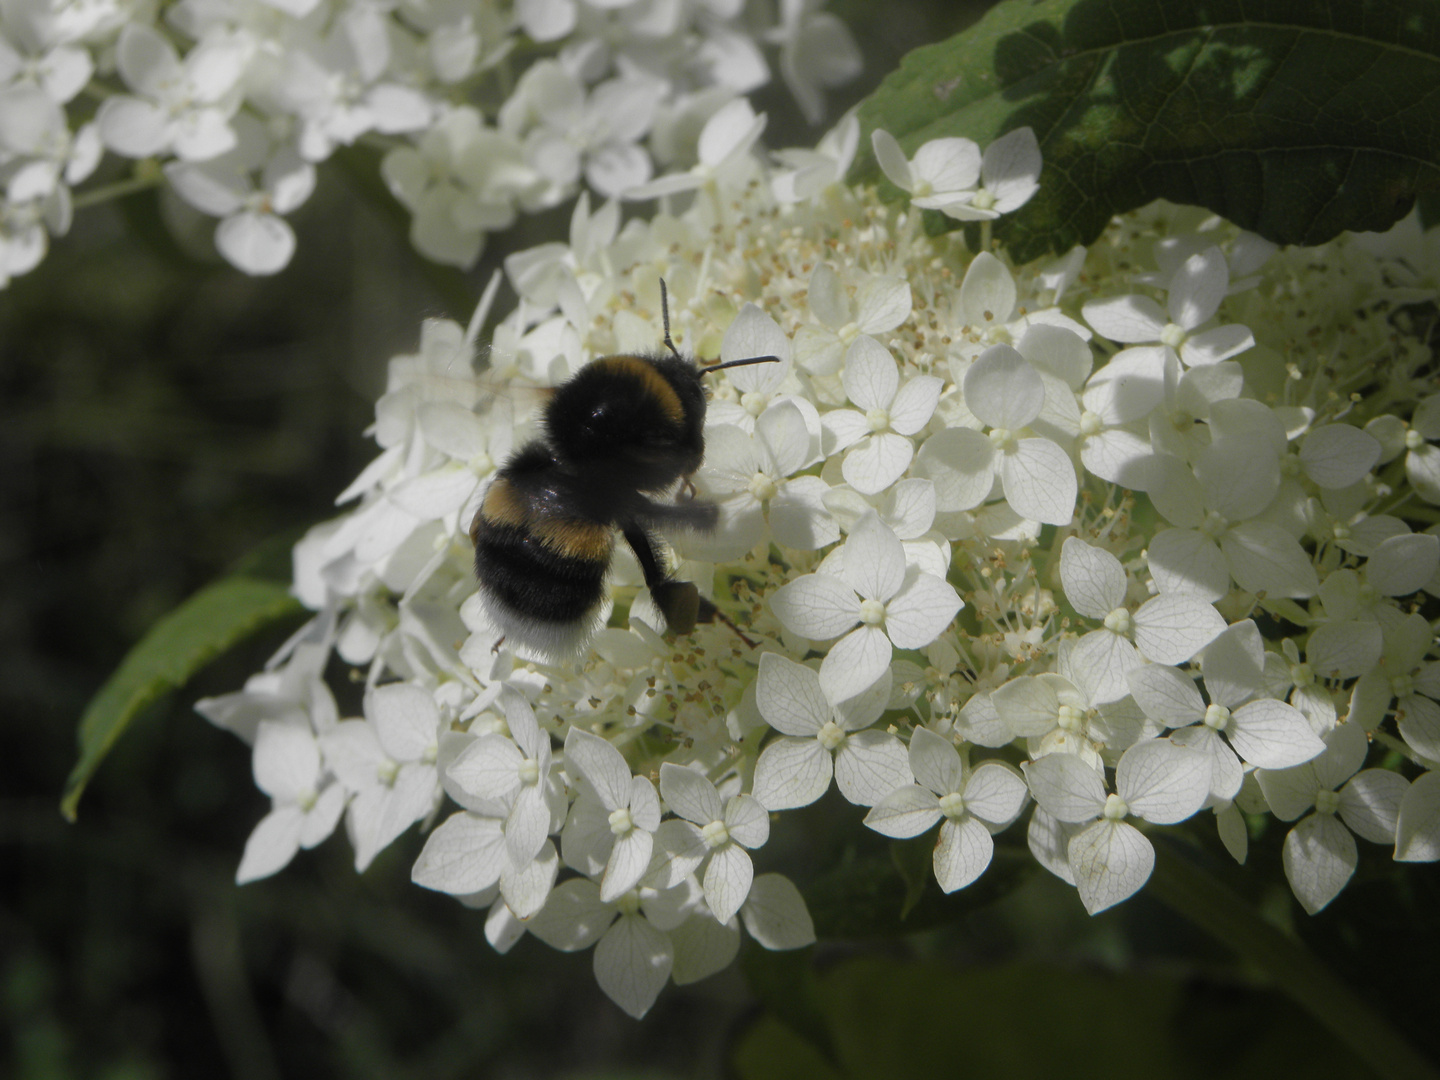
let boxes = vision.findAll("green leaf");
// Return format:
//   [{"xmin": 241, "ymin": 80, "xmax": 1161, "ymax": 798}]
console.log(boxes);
[
  {"xmin": 61, "ymin": 561, "xmax": 305, "ymax": 822},
  {"xmin": 853, "ymin": 0, "xmax": 1440, "ymax": 263}
]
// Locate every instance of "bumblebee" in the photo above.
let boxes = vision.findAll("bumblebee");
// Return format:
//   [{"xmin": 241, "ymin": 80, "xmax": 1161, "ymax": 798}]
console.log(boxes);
[{"xmin": 469, "ymin": 282, "xmax": 778, "ymax": 661}]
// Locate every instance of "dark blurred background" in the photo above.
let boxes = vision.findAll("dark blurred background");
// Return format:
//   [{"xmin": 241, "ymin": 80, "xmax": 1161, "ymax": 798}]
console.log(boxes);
[{"xmin": 4, "ymin": 1, "xmax": 1438, "ymax": 1076}]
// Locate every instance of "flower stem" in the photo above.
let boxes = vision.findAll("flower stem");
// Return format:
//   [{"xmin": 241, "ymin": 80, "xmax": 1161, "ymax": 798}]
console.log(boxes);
[
  {"xmin": 1147, "ymin": 839, "xmax": 1438, "ymax": 1080},
  {"xmin": 73, "ymin": 167, "xmax": 164, "ymax": 210}
]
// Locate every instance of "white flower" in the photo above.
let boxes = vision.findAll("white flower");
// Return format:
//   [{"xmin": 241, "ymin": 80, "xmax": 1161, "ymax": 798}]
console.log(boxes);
[
  {"xmin": 792, "ymin": 262, "xmax": 912, "ymax": 375},
  {"xmin": 738, "ymin": 873, "xmax": 816, "ymax": 950},
  {"xmin": 924, "ymin": 343, "xmax": 1077, "ymax": 525},
  {"xmin": 320, "ymin": 683, "xmax": 443, "ymax": 871},
  {"xmin": 768, "ymin": 0, "xmax": 862, "ymax": 125},
  {"xmin": 96, "ymin": 24, "xmax": 248, "ymax": 162},
  {"xmin": 1082, "ymin": 246, "xmax": 1255, "ymax": 368},
  {"xmin": 274, "ymin": 12, "xmax": 434, "ymax": 163},
  {"xmin": 1128, "ymin": 620, "xmax": 1325, "ymax": 800},
  {"xmin": 0, "ymin": 83, "xmax": 102, "ymax": 203},
  {"xmin": 1395, "ymin": 771, "xmax": 1440, "ymax": 862},
  {"xmin": 527, "ymin": 872, "xmax": 733, "ymax": 1020},
  {"xmin": 768, "ymin": 512, "xmax": 962, "ymax": 702},
  {"xmin": 656, "ymin": 763, "xmax": 770, "ymax": 923},
  {"xmin": 1256, "ymin": 721, "xmax": 1409, "ymax": 913},
  {"xmin": 1403, "ymin": 394, "xmax": 1440, "ymax": 503},
  {"xmin": 445, "ymin": 691, "xmax": 562, "ymax": 869},
  {"xmin": 696, "ymin": 406, "xmax": 837, "ymax": 558},
  {"xmin": 164, "ymin": 114, "xmax": 316, "ymax": 275},
  {"xmin": 751, "ymin": 651, "xmax": 910, "ymax": 809},
  {"xmin": 864, "ymin": 727, "xmax": 1028, "ymax": 892},
  {"xmin": 562, "ymin": 728, "xmax": 662, "ymax": 901},
  {"xmin": 498, "ymin": 62, "xmax": 659, "ymax": 200},
  {"xmin": 625, "ymin": 97, "xmax": 765, "ymax": 199},
  {"xmin": 991, "ymin": 667, "xmax": 1153, "ymax": 772},
  {"xmin": 236, "ymin": 719, "xmax": 346, "ymax": 884},
  {"xmin": 1022, "ymin": 739, "xmax": 1212, "ymax": 914},
  {"xmin": 820, "ymin": 336, "xmax": 943, "ymax": 495},
  {"xmin": 1347, "ymin": 612, "xmax": 1440, "ymax": 760},
  {"xmin": 382, "ymin": 107, "xmax": 534, "ymax": 269},
  {"xmin": 1146, "ymin": 432, "xmax": 1320, "ymax": 601},
  {"xmin": 871, "ymin": 128, "xmax": 980, "ymax": 216},
  {"xmin": 965, "ymin": 127, "xmax": 1042, "ymax": 218},
  {"xmin": 1059, "ymin": 536, "xmax": 1225, "ymax": 703},
  {"xmin": 771, "ymin": 111, "xmax": 859, "ymax": 203},
  {"xmin": 872, "ymin": 127, "xmax": 1040, "ymax": 221}
]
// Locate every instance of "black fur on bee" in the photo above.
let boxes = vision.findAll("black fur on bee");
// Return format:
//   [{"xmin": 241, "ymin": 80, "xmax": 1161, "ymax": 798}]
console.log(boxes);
[{"xmin": 469, "ymin": 281, "xmax": 778, "ymax": 661}]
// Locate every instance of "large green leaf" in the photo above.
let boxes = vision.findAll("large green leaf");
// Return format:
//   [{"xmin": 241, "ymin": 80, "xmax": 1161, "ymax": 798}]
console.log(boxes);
[
  {"xmin": 61, "ymin": 542, "xmax": 305, "ymax": 822},
  {"xmin": 853, "ymin": 0, "xmax": 1440, "ymax": 263}
]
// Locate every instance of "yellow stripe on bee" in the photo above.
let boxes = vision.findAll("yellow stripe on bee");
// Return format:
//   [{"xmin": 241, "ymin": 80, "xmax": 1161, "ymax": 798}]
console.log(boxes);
[
  {"xmin": 480, "ymin": 479, "xmax": 529, "ymax": 530},
  {"xmin": 481, "ymin": 480, "xmax": 612, "ymax": 562},
  {"xmin": 593, "ymin": 355, "xmax": 685, "ymax": 427},
  {"xmin": 533, "ymin": 519, "xmax": 614, "ymax": 562}
]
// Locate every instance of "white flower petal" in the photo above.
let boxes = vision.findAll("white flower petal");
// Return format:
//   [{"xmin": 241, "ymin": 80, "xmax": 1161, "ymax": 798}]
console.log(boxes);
[
  {"xmin": 934, "ymin": 816, "xmax": 995, "ymax": 892},
  {"xmin": 1304, "ymin": 620, "xmax": 1382, "ymax": 680},
  {"xmin": 819, "ymin": 626, "xmax": 893, "ymax": 704},
  {"xmin": 1395, "ymin": 772, "xmax": 1440, "ymax": 862},
  {"xmin": 1066, "ymin": 629, "xmax": 1141, "ymax": 706},
  {"xmin": 884, "ymin": 572, "xmax": 963, "ymax": 650},
  {"xmin": 1068, "ymin": 819, "xmax": 1154, "ymax": 914},
  {"xmin": 1282, "ymin": 813, "xmax": 1356, "ymax": 915},
  {"xmin": 1083, "ymin": 294, "xmax": 1167, "ymax": 343},
  {"xmin": 236, "ymin": 806, "xmax": 303, "ymax": 884},
  {"xmin": 863, "ymin": 784, "xmax": 943, "ymax": 838},
  {"xmin": 768, "ymin": 573, "xmax": 859, "ymax": 640},
  {"xmin": 914, "ymin": 427, "xmax": 997, "ymax": 512},
  {"xmin": 752, "ymin": 736, "xmax": 833, "ymax": 810},
  {"xmin": 740, "ymin": 873, "xmax": 816, "ymax": 949},
  {"xmin": 1127, "ymin": 664, "xmax": 1207, "ymax": 727},
  {"xmin": 842, "ymin": 433, "xmax": 914, "ymax": 495},
  {"xmin": 1001, "ymin": 438, "xmax": 1076, "ymax": 526},
  {"xmin": 703, "ymin": 844, "xmax": 754, "ymax": 923},
  {"xmin": 411, "ymin": 811, "xmax": 506, "ymax": 895},
  {"xmin": 1338, "ymin": 769, "xmax": 1408, "ymax": 844},
  {"xmin": 833, "ymin": 729, "xmax": 912, "ymax": 806},
  {"xmin": 964, "ymin": 761, "xmax": 1030, "ymax": 825},
  {"xmin": 1147, "ymin": 529, "xmax": 1229, "ymax": 602},
  {"xmin": 1060, "ymin": 537, "xmax": 1127, "ymax": 619},
  {"xmin": 964, "ymin": 344, "xmax": 1045, "ymax": 430},
  {"xmin": 1132, "ymin": 593, "xmax": 1226, "ymax": 663},
  {"xmin": 593, "ymin": 914, "xmax": 672, "ymax": 1019},
  {"xmin": 842, "ymin": 335, "xmax": 899, "ymax": 410},
  {"xmin": 1021, "ymin": 753, "xmax": 1107, "ymax": 823},
  {"xmin": 1221, "ymin": 522, "xmax": 1320, "ymax": 598},
  {"xmin": 755, "ymin": 653, "xmax": 830, "ymax": 737},
  {"xmin": 564, "ymin": 728, "xmax": 633, "ymax": 811},
  {"xmin": 601, "ymin": 828, "xmax": 655, "ymax": 902},
  {"xmin": 659, "ymin": 763, "xmax": 723, "ymax": 826},
  {"xmin": 1116, "ymin": 739, "xmax": 1211, "ymax": 823},
  {"xmin": 1300, "ymin": 425, "xmax": 1382, "ymax": 489}
]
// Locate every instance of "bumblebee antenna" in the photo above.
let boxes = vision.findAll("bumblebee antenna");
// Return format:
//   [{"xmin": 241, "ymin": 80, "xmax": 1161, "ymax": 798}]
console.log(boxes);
[
  {"xmin": 701, "ymin": 354, "xmax": 782, "ymax": 375},
  {"xmin": 659, "ymin": 278, "xmax": 682, "ymax": 362}
]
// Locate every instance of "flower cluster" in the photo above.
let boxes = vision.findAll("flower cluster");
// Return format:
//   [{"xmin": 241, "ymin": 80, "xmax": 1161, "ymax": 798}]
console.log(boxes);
[
  {"xmin": 0, "ymin": 0, "xmax": 860, "ymax": 283},
  {"xmin": 198, "ymin": 105, "xmax": 1440, "ymax": 1017}
]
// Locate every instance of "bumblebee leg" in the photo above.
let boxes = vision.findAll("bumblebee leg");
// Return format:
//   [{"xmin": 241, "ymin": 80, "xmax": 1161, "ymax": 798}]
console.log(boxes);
[
  {"xmin": 695, "ymin": 596, "xmax": 757, "ymax": 648},
  {"xmin": 633, "ymin": 495, "xmax": 718, "ymax": 533},
  {"xmin": 620, "ymin": 522, "xmax": 753, "ymax": 645},
  {"xmin": 621, "ymin": 523, "xmax": 700, "ymax": 634}
]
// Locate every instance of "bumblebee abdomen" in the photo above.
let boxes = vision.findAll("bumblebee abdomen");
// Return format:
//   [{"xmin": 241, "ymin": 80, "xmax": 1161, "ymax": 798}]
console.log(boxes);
[{"xmin": 471, "ymin": 474, "xmax": 614, "ymax": 657}]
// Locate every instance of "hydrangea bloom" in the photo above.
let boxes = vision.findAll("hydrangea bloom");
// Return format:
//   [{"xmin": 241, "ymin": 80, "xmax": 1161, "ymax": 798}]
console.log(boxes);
[
  {"xmin": 195, "ymin": 111, "xmax": 1440, "ymax": 1016},
  {"xmin": 0, "ymin": 0, "xmax": 862, "ymax": 283}
]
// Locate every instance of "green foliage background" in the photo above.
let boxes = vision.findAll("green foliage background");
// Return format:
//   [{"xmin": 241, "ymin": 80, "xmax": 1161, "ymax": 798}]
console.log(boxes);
[{"xmin": 4, "ymin": 1, "xmax": 1438, "ymax": 1077}]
